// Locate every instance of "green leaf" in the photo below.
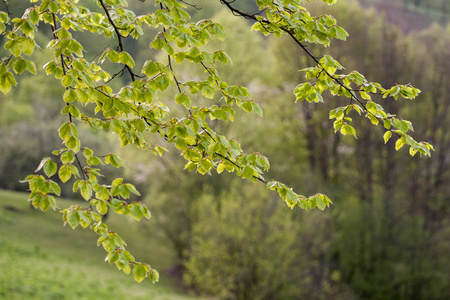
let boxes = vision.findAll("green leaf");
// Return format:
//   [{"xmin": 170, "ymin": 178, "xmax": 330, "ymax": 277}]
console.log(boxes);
[
  {"xmin": 366, "ymin": 101, "xmax": 377, "ymax": 115},
  {"xmin": 97, "ymin": 235, "xmax": 108, "ymax": 246},
  {"xmin": 0, "ymin": 72, "xmax": 16, "ymax": 94},
  {"xmin": 242, "ymin": 101, "xmax": 252, "ymax": 113},
  {"xmin": 97, "ymin": 200, "xmax": 108, "ymax": 215},
  {"xmin": 201, "ymin": 84, "xmax": 215, "ymax": 99},
  {"xmin": 390, "ymin": 85, "xmax": 400, "ymax": 99},
  {"xmin": 40, "ymin": 195, "xmax": 51, "ymax": 211},
  {"xmin": 59, "ymin": 164, "xmax": 73, "ymax": 183},
  {"xmin": 119, "ymin": 51, "xmax": 135, "ymax": 68},
  {"xmin": 126, "ymin": 183, "xmax": 141, "ymax": 196},
  {"xmin": 341, "ymin": 125, "xmax": 357, "ymax": 138},
  {"xmin": 132, "ymin": 264, "xmax": 147, "ymax": 283},
  {"xmin": 213, "ymin": 50, "xmax": 231, "ymax": 64},
  {"xmin": 132, "ymin": 119, "xmax": 146, "ymax": 132},
  {"xmin": 140, "ymin": 204, "xmax": 151, "ymax": 219},
  {"xmin": 35, "ymin": 157, "xmax": 50, "ymax": 173},
  {"xmin": 122, "ymin": 264, "xmax": 131, "ymax": 275},
  {"xmin": 65, "ymin": 136, "xmax": 81, "ymax": 153},
  {"xmin": 409, "ymin": 147, "xmax": 418, "ymax": 157},
  {"xmin": 197, "ymin": 158, "xmax": 213, "ymax": 175},
  {"xmin": 66, "ymin": 210, "xmax": 80, "ymax": 229},
  {"xmin": 395, "ymin": 138, "xmax": 405, "ymax": 151},
  {"xmin": 49, "ymin": 180, "xmax": 61, "ymax": 196},
  {"xmin": 130, "ymin": 203, "xmax": 143, "ymax": 220},
  {"xmin": 175, "ymin": 93, "xmax": 190, "ymax": 108},
  {"xmin": 369, "ymin": 114, "xmax": 379, "ymax": 125},
  {"xmin": 118, "ymin": 184, "xmax": 131, "ymax": 199},
  {"xmin": 25, "ymin": 60, "xmax": 37, "ymax": 74},
  {"xmin": 47, "ymin": 195, "xmax": 57, "ymax": 210},
  {"xmin": 83, "ymin": 148, "xmax": 93, "ymax": 158},
  {"xmin": 108, "ymin": 251, "xmax": 119, "ymax": 264},
  {"xmin": 252, "ymin": 102, "xmax": 263, "ymax": 117},
  {"xmin": 359, "ymin": 90, "xmax": 371, "ymax": 100},
  {"xmin": 316, "ymin": 196, "xmax": 326, "ymax": 210},
  {"xmin": 13, "ymin": 59, "xmax": 27, "ymax": 74},
  {"xmin": 62, "ymin": 75, "xmax": 73, "ymax": 87},
  {"xmin": 59, "ymin": 122, "xmax": 71, "ymax": 140},
  {"xmin": 112, "ymin": 178, "xmax": 123, "ymax": 186},
  {"xmin": 105, "ymin": 154, "xmax": 126, "ymax": 168},
  {"xmin": 314, "ymin": 91, "xmax": 323, "ymax": 103},
  {"xmin": 241, "ymin": 165, "xmax": 254, "ymax": 178},
  {"xmin": 334, "ymin": 26, "xmax": 348, "ymax": 40},
  {"xmin": 142, "ymin": 60, "xmax": 160, "ymax": 77},
  {"xmin": 150, "ymin": 269, "xmax": 159, "ymax": 283},
  {"xmin": 80, "ymin": 181, "xmax": 93, "ymax": 200},
  {"xmin": 107, "ymin": 49, "xmax": 120, "ymax": 63},
  {"xmin": 398, "ymin": 120, "xmax": 409, "ymax": 133},
  {"xmin": 383, "ymin": 131, "xmax": 392, "ymax": 144},
  {"xmin": 95, "ymin": 185, "xmax": 110, "ymax": 201},
  {"xmin": 212, "ymin": 23, "xmax": 226, "ymax": 40},
  {"xmin": 63, "ymin": 89, "xmax": 77, "ymax": 103},
  {"xmin": 217, "ymin": 162, "xmax": 225, "ymax": 174},
  {"xmin": 79, "ymin": 211, "xmax": 91, "ymax": 228},
  {"xmin": 23, "ymin": 37, "xmax": 36, "ymax": 55},
  {"xmin": 61, "ymin": 150, "xmax": 75, "ymax": 164},
  {"xmin": 30, "ymin": 193, "xmax": 42, "ymax": 208},
  {"xmin": 0, "ymin": 11, "xmax": 8, "ymax": 23},
  {"xmin": 44, "ymin": 159, "xmax": 57, "ymax": 177},
  {"xmin": 87, "ymin": 156, "xmax": 102, "ymax": 166},
  {"xmin": 28, "ymin": 8, "xmax": 39, "ymax": 24}
]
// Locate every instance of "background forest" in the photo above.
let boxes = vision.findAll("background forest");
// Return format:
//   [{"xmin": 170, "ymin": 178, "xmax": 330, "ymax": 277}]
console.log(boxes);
[{"xmin": 1, "ymin": 0, "xmax": 449, "ymax": 299}]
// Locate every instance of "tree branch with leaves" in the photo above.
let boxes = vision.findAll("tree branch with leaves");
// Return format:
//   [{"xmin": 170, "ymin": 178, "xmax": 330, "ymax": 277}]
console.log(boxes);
[{"xmin": 0, "ymin": 0, "xmax": 432, "ymax": 283}]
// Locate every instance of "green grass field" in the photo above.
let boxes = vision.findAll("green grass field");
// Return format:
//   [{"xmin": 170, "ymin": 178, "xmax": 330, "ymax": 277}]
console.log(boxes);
[{"xmin": 0, "ymin": 189, "xmax": 198, "ymax": 300}]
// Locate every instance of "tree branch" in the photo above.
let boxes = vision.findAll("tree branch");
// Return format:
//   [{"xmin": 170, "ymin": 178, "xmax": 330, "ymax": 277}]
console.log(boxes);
[
  {"xmin": 218, "ymin": 0, "xmax": 404, "ymax": 137},
  {"xmin": 99, "ymin": 0, "xmax": 136, "ymax": 82}
]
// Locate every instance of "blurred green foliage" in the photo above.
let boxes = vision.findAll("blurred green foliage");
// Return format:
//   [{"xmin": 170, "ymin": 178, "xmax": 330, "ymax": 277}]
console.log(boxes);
[
  {"xmin": 0, "ymin": 190, "xmax": 195, "ymax": 300},
  {"xmin": 184, "ymin": 183, "xmax": 357, "ymax": 299}
]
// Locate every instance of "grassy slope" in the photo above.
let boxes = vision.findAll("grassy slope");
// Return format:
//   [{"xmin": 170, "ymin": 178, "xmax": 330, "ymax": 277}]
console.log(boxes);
[{"xmin": 0, "ymin": 189, "xmax": 197, "ymax": 300}]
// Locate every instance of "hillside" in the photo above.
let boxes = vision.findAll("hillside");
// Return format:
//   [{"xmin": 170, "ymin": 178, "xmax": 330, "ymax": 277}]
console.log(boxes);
[
  {"xmin": 360, "ymin": 0, "xmax": 447, "ymax": 33},
  {"xmin": 0, "ymin": 190, "xmax": 197, "ymax": 299}
]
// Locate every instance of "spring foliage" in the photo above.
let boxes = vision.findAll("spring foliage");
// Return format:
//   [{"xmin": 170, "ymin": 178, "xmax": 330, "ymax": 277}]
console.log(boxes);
[{"xmin": 0, "ymin": 0, "xmax": 432, "ymax": 282}]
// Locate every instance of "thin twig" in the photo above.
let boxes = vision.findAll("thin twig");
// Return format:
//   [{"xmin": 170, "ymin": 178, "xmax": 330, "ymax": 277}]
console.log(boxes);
[{"xmin": 99, "ymin": 0, "xmax": 136, "ymax": 82}]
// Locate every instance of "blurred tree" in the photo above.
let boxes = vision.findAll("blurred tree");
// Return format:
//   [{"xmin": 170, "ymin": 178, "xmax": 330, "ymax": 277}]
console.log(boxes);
[
  {"xmin": 184, "ymin": 182, "xmax": 357, "ymax": 300},
  {"xmin": 270, "ymin": 1, "xmax": 450, "ymax": 298}
]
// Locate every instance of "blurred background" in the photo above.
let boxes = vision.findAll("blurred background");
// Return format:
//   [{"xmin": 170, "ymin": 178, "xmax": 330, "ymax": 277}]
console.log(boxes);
[{"xmin": 0, "ymin": 0, "xmax": 449, "ymax": 299}]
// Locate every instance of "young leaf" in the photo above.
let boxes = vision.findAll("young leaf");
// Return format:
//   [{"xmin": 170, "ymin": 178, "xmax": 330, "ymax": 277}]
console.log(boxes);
[
  {"xmin": 49, "ymin": 180, "xmax": 61, "ymax": 196},
  {"xmin": 150, "ymin": 269, "xmax": 160, "ymax": 283},
  {"xmin": 80, "ymin": 181, "xmax": 93, "ymax": 200},
  {"xmin": 13, "ymin": 59, "xmax": 27, "ymax": 74},
  {"xmin": 395, "ymin": 138, "xmax": 405, "ymax": 151},
  {"xmin": 132, "ymin": 264, "xmax": 147, "ymax": 283},
  {"xmin": 383, "ymin": 131, "xmax": 392, "ymax": 144},
  {"xmin": 119, "ymin": 51, "xmax": 135, "ymax": 68},
  {"xmin": 59, "ymin": 164, "xmax": 73, "ymax": 183},
  {"xmin": 66, "ymin": 210, "xmax": 80, "ymax": 229},
  {"xmin": 44, "ymin": 159, "xmax": 57, "ymax": 177},
  {"xmin": 334, "ymin": 26, "xmax": 348, "ymax": 40},
  {"xmin": 130, "ymin": 203, "xmax": 143, "ymax": 221},
  {"xmin": 107, "ymin": 49, "xmax": 120, "ymax": 63},
  {"xmin": 252, "ymin": 102, "xmax": 263, "ymax": 117}
]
